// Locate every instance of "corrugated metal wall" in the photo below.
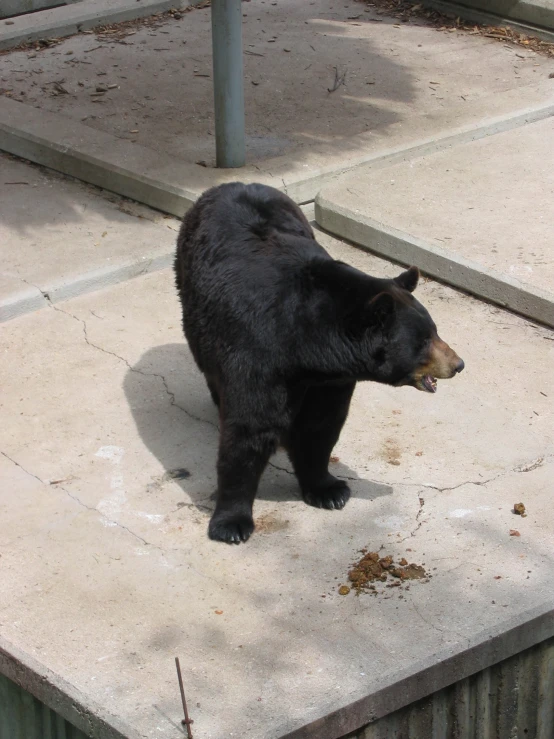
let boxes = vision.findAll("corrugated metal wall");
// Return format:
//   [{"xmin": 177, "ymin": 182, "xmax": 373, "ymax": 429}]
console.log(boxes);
[
  {"xmin": 0, "ymin": 673, "xmax": 89, "ymax": 739},
  {"xmin": 350, "ymin": 637, "xmax": 554, "ymax": 739}
]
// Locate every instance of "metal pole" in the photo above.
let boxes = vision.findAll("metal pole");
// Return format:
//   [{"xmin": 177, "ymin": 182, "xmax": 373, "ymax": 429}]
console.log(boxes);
[{"xmin": 211, "ymin": 0, "xmax": 246, "ymax": 168}]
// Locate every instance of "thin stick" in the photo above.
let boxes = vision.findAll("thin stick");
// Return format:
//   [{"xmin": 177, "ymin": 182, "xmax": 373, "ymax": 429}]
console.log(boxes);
[
  {"xmin": 175, "ymin": 657, "xmax": 193, "ymax": 739},
  {"xmin": 328, "ymin": 65, "xmax": 347, "ymax": 93}
]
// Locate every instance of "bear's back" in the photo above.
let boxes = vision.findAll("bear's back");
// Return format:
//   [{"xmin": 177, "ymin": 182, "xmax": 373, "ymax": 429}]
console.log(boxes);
[
  {"xmin": 179, "ymin": 183, "xmax": 325, "ymax": 266},
  {"xmin": 174, "ymin": 183, "xmax": 331, "ymax": 373}
]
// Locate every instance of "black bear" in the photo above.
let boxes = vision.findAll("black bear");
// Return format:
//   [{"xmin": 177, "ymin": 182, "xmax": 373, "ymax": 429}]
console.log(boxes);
[{"xmin": 174, "ymin": 183, "xmax": 464, "ymax": 544}]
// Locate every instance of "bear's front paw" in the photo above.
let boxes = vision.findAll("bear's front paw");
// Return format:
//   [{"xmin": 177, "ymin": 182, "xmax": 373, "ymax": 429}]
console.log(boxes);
[
  {"xmin": 208, "ymin": 509, "xmax": 255, "ymax": 544},
  {"xmin": 302, "ymin": 476, "xmax": 351, "ymax": 510}
]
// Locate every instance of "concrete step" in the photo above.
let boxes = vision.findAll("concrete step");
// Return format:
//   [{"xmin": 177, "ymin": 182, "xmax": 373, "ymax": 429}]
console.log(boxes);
[
  {"xmin": 315, "ymin": 115, "xmax": 554, "ymax": 327},
  {"xmin": 0, "ymin": 153, "xmax": 180, "ymax": 322}
]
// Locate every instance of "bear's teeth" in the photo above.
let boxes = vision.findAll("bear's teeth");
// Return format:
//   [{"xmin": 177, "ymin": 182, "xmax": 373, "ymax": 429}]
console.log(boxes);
[{"xmin": 423, "ymin": 375, "xmax": 437, "ymax": 393}]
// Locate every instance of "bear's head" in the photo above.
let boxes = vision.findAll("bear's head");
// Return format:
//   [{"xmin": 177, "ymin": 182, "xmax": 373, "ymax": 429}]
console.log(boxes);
[{"xmin": 366, "ymin": 267, "xmax": 464, "ymax": 393}]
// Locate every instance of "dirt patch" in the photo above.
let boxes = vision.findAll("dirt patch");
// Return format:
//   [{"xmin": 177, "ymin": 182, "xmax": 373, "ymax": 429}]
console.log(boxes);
[
  {"xmin": 381, "ymin": 438, "xmax": 401, "ymax": 466},
  {"xmin": 255, "ymin": 512, "xmax": 290, "ymax": 534},
  {"xmin": 339, "ymin": 549, "xmax": 428, "ymax": 595}
]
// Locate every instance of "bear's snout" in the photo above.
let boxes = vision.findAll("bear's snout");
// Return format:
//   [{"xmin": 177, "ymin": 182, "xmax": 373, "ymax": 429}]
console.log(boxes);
[
  {"xmin": 411, "ymin": 336, "xmax": 464, "ymax": 392},
  {"xmin": 427, "ymin": 337, "xmax": 463, "ymax": 379}
]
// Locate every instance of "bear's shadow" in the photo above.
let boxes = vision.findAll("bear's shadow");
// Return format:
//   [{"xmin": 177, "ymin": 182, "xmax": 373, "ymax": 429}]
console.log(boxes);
[{"xmin": 124, "ymin": 343, "xmax": 392, "ymax": 510}]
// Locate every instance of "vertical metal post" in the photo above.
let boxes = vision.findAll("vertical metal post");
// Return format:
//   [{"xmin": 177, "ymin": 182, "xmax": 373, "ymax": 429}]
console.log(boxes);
[{"xmin": 211, "ymin": 0, "xmax": 246, "ymax": 168}]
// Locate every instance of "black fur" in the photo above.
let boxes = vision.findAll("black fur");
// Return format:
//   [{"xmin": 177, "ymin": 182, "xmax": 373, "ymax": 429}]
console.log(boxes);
[{"xmin": 175, "ymin": 183, "xmax": 442, "ymax": 543}]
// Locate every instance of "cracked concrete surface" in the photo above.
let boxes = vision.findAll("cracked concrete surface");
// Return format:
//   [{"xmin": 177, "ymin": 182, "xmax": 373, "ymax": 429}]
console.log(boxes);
[{"xmin": 1, "ymin": 225, "xmax": 553, "ymax": 739}]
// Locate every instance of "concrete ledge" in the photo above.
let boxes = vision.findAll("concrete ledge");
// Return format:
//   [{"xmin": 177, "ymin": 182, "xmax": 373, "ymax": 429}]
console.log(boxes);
[
  {"xmin": 2, "ymin": 85, "xmax": 554, "ymax": 214},
  {"xmin": 0, "ymin": 0, "xmax": 72, "ymax": 22},
  {"xmin": 0, "ymin": 254, "xmax": 175, "ymax": 323},
  {"xmin": 44, "ymin": 252, "xmax": 175, "ymax": 303},
  {"xmin": 315, "ymin": 109, "xmax": 554, "ymax": 329},
  {"xmin": 0, "ymin": 97, "xmax": 209, "ymax": 217},
  {"xmin": 281, "ymin": 602, "xmax": 554, "ymax": 738},
  {"xmin": 0, "ymin": 636, "xmax": 136, "ymax": 739},
  {"xmin": 315, "ymin": 198, "xmax": 554, "ymax": 329},
  {"xmin": 424, "ymin": 0, "xmax": 554, "ymax": 41},
  {"xmin": 452, "ymin": 0, "xmax": 554, "ymax": 30},
  {"xmin": 0, "ymin": 0, "xmax": 202, "ymax": 52},
  {"xmin": 0, "ymin": 286, "xmax": 46, "ymax": 322},
  {"xmin": 349, "ymin": 636, "xmax": 554, "ymax": 739},
  {"xmin": 2, "ymin": 595, "xmax": 552, "ymax": 739}
]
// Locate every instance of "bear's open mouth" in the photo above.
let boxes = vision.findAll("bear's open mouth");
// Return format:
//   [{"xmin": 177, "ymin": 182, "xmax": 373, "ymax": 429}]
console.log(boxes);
[{"xmin": 418, "ymin": 374, "xmax": 437, "ymax": 393}]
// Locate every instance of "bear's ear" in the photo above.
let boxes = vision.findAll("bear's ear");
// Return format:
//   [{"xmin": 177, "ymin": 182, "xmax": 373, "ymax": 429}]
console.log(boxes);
[
  {"xmin": 394, "ymin": 266, "xmax": 419, "ymax": 293},
  {"xmin": 366, "ymin": 291, "xmax": 396, "ymax": 326}
]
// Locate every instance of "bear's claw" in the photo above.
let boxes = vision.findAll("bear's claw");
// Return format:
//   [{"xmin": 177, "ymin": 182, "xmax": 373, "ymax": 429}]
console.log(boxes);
[
  {"xmin": 208, "ymin": 511, "xmax": 255, "ymax": 544},
  {"xmin": 302, "ymin": 477, "xmax": 351, "ymax": 510}
]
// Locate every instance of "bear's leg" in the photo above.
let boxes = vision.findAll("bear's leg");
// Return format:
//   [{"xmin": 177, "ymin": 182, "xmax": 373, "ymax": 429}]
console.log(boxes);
[
  {"xmin": 209, "ymin": 422, "xmax": 279, "ymax": 544},
  {"xmin": 288, "ymin": 382, "xmax": 355, "ymax": 510}
]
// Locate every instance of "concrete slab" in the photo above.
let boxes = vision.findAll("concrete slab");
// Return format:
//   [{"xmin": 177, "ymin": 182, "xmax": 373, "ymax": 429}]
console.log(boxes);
[
  {"xmin": 0, "ymin": 152, "xmax": 180, "ymax": 321},
  {"xmin": 315, "ymin": 115, "xmax": 554, "ymax": 327},
  {"xmin": 1, "ymin": 229, "xmax": 553, "ymax": 739},
  {"xmin": 0, "ymin": 0, "xmax": 203, "ymax": 52},
  {"xmin": 1, "ymin": 0, "xmax": 553, "ymax": 207}
]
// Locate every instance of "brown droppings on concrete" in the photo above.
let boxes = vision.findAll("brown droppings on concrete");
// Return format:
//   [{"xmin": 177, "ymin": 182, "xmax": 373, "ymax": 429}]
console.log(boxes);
[
  {"xmin": 391, "ymin": 564, "xmax": 426, "ymax": 580},
  {"xmin": 345, "ymin": 551, "xmax": 428, "ymax": 595},
  {"xmin": 513, "ymin": 502, "xmax": 527, "ymax": 517}
]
